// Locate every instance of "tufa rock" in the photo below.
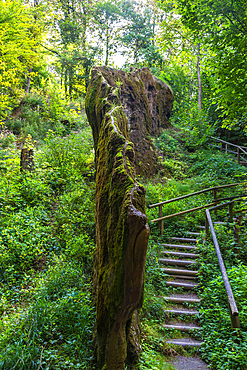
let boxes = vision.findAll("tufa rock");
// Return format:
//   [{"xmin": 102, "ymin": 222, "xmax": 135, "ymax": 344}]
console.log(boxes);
[
  {"xmin": 85, "ymin": 66, "xmax": 150, "ymax": 370},
  {"xmin": 87, "ymin": 66, "xmax": 173, "ymax": 177}
]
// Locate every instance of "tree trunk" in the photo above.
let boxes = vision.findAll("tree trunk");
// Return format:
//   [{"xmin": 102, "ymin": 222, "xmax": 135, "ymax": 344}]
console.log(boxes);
[
  {"xmin": 20, "ymin": 149, "xmax": 34, "ymax": 172},
  {"xmin": 197, "ymin": 43, "xmax": 202, "ymax": 112},
  {"xmin": 26, "ymin": 68, "xmax": 32, "ymax": 93},
  {"xmin": 105, "ymin": 24, "xmax": 109, "ymax": 66},
  {"xmin": 69, "ymin": 67, "xmax": 73, "ymax": 98}
]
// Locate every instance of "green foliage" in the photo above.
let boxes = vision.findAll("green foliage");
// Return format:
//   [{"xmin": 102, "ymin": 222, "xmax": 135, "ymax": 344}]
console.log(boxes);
[
  {"xmin": 0, "ymin": 260, "xmax": 95, "ymax": 370},
  {"xmin": 39, "ymin": 127, "xmax": 94, "ymax": 187},
  {"xmin": 52, "ymin": 183, "xmax": 95, "ymax": 266},
  {"xmin": 94, "ymin": 0, "xmax": 122, "ymax": 66},
  {"xmin": 120, "ymin": 0, "xmax": 164, "ymax": 68},
  {"xmin": 140, "ymin": 345, "xmax": 175, "ymax": 370},
  {"xmin": 5, "ymin": 90, "xmax": 87, "ymax": 141},
  {"xmin": 0, "ymin": 0, "xmax": 45, "ymax": 121},
  {"xmin": 0, "ymin": 122, "xmax": 96, "ymax": 368},
  {"xmin": 176, "ymin": 0, "xmax": 247, "ymax": 130},
  {"xmin": 188, "ymin": 151, "xmax": 247, "ymax": 185},
  {"xmin": 155, "ymin": 130, "xmax": 188, "ymax": 179},
  {"xmin": 0, "ymin": 132, "xmax": 16, "ymax": 149},
  {"xmin": 158, "ymin": 64, "xmax": 196, "ymax": 116},
  {"xmin": 199, "ymin": 253, "xmax": 247, "ymax": 369},
  {"xmin": 0, "ymin": 207, "xmax": 56, "ymax": 286}
]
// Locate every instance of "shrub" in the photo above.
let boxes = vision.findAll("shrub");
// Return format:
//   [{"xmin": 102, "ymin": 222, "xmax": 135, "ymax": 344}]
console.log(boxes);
[{"xmin": 0, "ymin": 260, "xmax": 95, "ymax": 370}]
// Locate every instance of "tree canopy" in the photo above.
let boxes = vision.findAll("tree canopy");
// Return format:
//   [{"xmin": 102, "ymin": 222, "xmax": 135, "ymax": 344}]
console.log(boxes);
[
  {"xmin": 1, "ymin": 0, "xmax": 246, "ymax": 133},
  {"xmin": 0, "ymin": 0, "xmax": 43, "ymax": 121},
  {"xmin": 175, "ymin": 0, "xmax": 247, "ymax": 129}
]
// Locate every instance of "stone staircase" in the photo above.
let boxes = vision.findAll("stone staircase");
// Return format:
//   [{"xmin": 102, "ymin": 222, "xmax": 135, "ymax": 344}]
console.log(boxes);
[{"xmin": 160, "ymin": 233, "xmax": 203, "ymax": 347}]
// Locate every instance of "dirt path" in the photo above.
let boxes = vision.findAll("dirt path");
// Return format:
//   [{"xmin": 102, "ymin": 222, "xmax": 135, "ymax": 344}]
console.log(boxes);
[{"xmin": 170, "ymin": 356, "xmax": 209, "ymax": 370}]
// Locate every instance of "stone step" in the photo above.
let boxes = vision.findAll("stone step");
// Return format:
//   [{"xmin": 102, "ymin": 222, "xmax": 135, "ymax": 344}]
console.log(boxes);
[
  {"xmin": 162, "ymin": 251, "xmax": 199, "ymax": 259},
  {"xmin": 163, "ymin": 296, "xmax": 201, "ymax": 304},
  {"xmin": 199, "ymin": 221, "xmax": 226, "ymax": 230},
  {"xmin": 162, "ymin": 243, "xmax": 196, "ymax": 250},
  {"xmin": 167, "ymin": 274, "xmax": 196, "ymax": 280},
  {"xmin": 163, "ymin": 323, "xmax": 201, "ymax": 332},
  {"xmin": 159, "ymin": 258, "xmax": 197, "ymax": 266},
  {"xmin": 166, "ymin": 338, "xmax": 203, "ymax": 347},
  {"xmin": 164, "ymin": 309, "xmax": 199, "ymax": 315},
  {"xmin": 170, "ymin": 237, "xmax": 198, "ymax": 243},
  {"xmin": 166, "ymin": 281, "xmax": 198, "ymax": 290},
  {"xmin": 161, "ymin": 268, "xmax": 199, "ymax": 276}
]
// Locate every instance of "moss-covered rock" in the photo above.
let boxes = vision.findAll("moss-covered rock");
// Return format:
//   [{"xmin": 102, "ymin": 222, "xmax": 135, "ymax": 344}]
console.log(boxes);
[{"xmin": 85, "ymin": 67, "xmax": 150, "ymax": 369}]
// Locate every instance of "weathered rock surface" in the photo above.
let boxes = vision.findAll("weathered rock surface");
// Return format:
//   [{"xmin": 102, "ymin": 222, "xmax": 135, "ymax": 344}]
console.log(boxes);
[
  {"xmin": 87, "ymin": 66, "xmax": 173, "ymax": 177},
  {"xmin": 85, "ymin": 67, "xmax": 150, "ymax": 369}
]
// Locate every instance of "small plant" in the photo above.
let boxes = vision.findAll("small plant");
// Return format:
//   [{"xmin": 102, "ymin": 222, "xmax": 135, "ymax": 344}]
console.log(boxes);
[{"xmin": 0, "ymin": 132, "xmax": 16, "ymax": 149}]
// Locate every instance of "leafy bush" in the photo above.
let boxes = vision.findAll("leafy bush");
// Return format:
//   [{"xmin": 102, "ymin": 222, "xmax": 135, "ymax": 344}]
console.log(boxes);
[
  {"xmin": 0, "ymin": 207, "xmax": 57, "ymax": 302},
  {"xmin": 188, "ymin": 151, "xmax": 247, "ymax": 184},
  {"xmin": 0, "ymin": 132, "xmax": 16, "ymax": 149},
  {"xmin": 38, "ymin": 128, "xmax": 94, "ymax": 190},
  {"xmin": 6, "ymin": 91, "xmax": 87, "ymax": 141},
  {"xmin": 0, "ymin": 260, "xmax": 95, "ymax": 370},
  {"xmin": 199, "ymin": 265, "xmax": 247, "ymax": 370},
  {"xmin": 0, "ymin": 122, "xmax": 96, "ymax": 367}
]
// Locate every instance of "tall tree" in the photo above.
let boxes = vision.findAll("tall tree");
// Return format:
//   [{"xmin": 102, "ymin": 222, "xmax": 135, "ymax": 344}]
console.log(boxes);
[
  {"xmin": 176, "ymin": 0, "xmax": 247, "ymax": 129},
  {"xmin": 46, "ymin": 0, "xmax": 100, "ymax": 98},
  {"xmin": 120, "ymin": 0, "xmax": 164, "ymax": 67},
  {"xmin": 155, "ymin": 0, "xmax": 199, "ymax": 113},
  {"xmin": 94, "ymin": 0, "xmax": 121, "ymax": 66},
  {"xmin": 0, "ymin": 0, "xmax": 43, "ymax": 121}
]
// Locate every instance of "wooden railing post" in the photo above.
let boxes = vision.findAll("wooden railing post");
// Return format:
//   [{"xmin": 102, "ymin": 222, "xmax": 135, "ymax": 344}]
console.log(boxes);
[
  {"xmin": 225, "ymin": 143, "xmax": 228, "ymax": 154},
  {"xmin": 158, "ymin": 204, "xmax": 164, "ymax": 235},
  {"xmin": 237, "ymin": 147, "xmax": 240, "ymax": 163},
  {"xmin": 205, "ymin": 214, "xmax": 209, "ymax": 237},
  {"xmin": 220, "ymin": 143, "xmax": 223, "ymax": 152},
  {"xmin": 213, "ymin": 188, "xmax": 217, "ymax": 215},
  {"xmin": 228, "ymin": 302, "xmax": 240, "ymax": 329},
  {"xmin": 229, "ymin": 202, "xmax": 233, "ymax": 223}
]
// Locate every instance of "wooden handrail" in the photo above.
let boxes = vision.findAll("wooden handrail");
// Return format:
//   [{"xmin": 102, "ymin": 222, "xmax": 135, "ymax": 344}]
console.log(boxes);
[
  {"xmin": 210, "ymin": 137, "xmax": 247, "ymax": 165},
  {"xmin": 205, "ymin": 201, "xmax": 245, "ymax": 329},
  {"xmin": 151, "ymin": 195, "xmax": 246, "ymax": 223},
  {"xmin": 148, "ymin": 182, "xmax": 246, "ymax": 209},
  {"xmin": 149, "ymin": 182, "xmax": 246, "ymax": 235},
  {"xmin": 209, "ymin": 144, "xmax": 247, "ymax": 161},
  {"xmin": 210, "ymin": 136, "xmax": 247, "ymax": 155}
]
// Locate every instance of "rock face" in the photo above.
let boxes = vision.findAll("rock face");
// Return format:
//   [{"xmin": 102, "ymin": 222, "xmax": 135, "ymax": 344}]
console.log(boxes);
[
  {"xmin": 87, "ymin": 66, "xmax": 173, "ymax": 177},
  {"xmin": 85, "ymin": 66, "xmax": 150, "ymax": 369}
]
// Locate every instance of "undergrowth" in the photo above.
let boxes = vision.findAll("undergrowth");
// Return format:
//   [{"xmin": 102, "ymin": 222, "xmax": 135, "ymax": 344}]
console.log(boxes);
[
  {"xmin": 0, "ymin": 103, "xmax": 96, "ymax": 369},
  {"xmin": 0, "ymin": 103, "xmax": 247, "ymax": 369}
]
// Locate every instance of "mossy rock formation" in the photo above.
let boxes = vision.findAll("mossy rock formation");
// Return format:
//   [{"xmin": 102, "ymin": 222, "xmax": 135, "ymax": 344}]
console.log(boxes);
[
  {"xmin": 87, "ymin": 66, "xmax": 173, "ymax": 177},
  {"xmin": 85, "ymin": 66, "xmax": 150, "ymax": 369}
]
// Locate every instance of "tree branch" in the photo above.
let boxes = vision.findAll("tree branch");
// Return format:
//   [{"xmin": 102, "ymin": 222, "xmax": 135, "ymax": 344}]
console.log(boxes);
[{"xmin": 41, "ymin": 44, "xmax": 62, "ymax": 57}]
